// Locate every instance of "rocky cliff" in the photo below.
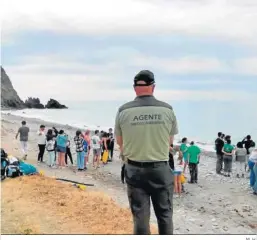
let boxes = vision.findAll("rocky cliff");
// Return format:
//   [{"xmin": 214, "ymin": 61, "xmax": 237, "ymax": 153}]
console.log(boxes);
[
  {"xmin": 1, "ymin": 67, "xmax": 68, "ymax": 109},
  {"xmin": 1, "ymin": 66, "xmax": 25, "ymax": 109}
]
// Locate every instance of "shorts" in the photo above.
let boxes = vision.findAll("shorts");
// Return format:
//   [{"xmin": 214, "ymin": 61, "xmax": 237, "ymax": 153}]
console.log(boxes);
[
  {"xmin": 93, "ymin": 148, "xmax": 101, "ymax": 156},
  {"xmin": 173, "ymin": 170, "xmax": 182, "ymax": 176},
  {"xmin": 57, "ymin": 146, "xmax": 66, "ymax": 153}
]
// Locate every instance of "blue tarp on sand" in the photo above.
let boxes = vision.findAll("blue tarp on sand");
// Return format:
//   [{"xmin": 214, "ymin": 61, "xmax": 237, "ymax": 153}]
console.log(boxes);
[{"xmin": 19, "ymin": 161, "xmax": 38, "ymax": 175}]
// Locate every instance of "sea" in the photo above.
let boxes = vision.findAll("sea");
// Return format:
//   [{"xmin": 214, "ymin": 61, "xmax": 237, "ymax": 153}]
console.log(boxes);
[{"xmin": 2, "ymin": 100, "xmax": 257, "ymax": 153}]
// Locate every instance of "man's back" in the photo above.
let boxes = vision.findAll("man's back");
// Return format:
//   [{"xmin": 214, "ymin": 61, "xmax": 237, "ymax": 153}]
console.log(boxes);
[
  {"xmin": 188, "ymin": 145, "xmax": 201, "ymax": 163},
  {"xmin": 18, "ymin": 126, "xmax": 29, "ymax": 141},
  {"xmin": 215, "ymin": 138, "xmax": 224, "ymax": 154},
  {"xmin": 115, "ymin": 95, "xmax": 178, "ymax": 161},
  {"xmin": 115, "ymin": 70, "xmax": 179, "ymax": 235},
  {"xmin": 243, "ymin": 139, "xmax": 253, "ymax": 154},
  {"xmin": 91, "ymin": 135, "xmax": 100, "ymax": 149}
]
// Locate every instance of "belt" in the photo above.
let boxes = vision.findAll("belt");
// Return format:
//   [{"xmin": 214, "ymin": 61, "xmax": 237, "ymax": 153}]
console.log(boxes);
[{"xmin": 127, "ymin": 159, "xmax": 168, "ymax": 167}]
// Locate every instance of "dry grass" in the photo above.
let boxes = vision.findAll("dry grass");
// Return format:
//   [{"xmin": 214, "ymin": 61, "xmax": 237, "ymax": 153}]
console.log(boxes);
[{"xmin": 1, "ymin": 175, "xmax": 157, "ymax": 234}]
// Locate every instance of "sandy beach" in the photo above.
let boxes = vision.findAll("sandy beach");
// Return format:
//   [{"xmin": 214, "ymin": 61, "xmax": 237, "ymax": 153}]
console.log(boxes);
[{"xmin": 1, "ymin": 113, "xmax": 257, "ymax": 234}]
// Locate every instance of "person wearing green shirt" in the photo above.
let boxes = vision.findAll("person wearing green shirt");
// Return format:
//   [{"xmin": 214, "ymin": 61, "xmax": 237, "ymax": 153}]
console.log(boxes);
[
  {"xmin": 222, "ymin": 139, "xmax": 235, "ymax": 177},
  {"xmin": 187, "ymin": 141, "xmax": 201, "ymax": 183},
  {"xmin": 180, "ymin": 137, "xmax": 188, "ymax": 174}
]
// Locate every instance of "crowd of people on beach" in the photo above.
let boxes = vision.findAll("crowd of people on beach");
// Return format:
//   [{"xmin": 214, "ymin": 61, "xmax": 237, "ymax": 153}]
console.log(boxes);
[
  {"xmin": 167, "ymin": 133, "xmax": 257, "ymax": 195},
  {"xmin": 214, "ymin": 132, "xmax": 257, "ymax": 195},
  {"xmin": 15, "ymin": 121, "xmax": 257, "ymax": 195},
  {"xmin": 15, "ymin": 121, "xmax": 115, "ymax": 171},
  {"xmin": 43, "ymin": 126, "xmax": 115, "ymax": 170},
  {"xmin": 214, "ymin": 133, "xmax": 256, "ymax": 193}
]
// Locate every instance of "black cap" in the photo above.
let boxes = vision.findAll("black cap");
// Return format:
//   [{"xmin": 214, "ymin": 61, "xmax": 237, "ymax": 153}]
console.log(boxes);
[{"xmin": 134, "ymin": 70, "xmax": 155, "ymax": 86}]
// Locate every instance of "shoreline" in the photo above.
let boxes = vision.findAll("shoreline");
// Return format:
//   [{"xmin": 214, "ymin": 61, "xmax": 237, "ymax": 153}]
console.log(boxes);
[
  {"xmin": 1, "ymin": 111, "xmax": 217, "ymax": 155},
  {"xmin": 1, "ymin": 113, "xmax": 257, "ymax": 234},
  {"xmin": 1, "ymin": 110, "xmax": 112, "ymax": 133},
  {"xmin": 1, "ymin": 111, "xmax": 81, "ymax": 131}
]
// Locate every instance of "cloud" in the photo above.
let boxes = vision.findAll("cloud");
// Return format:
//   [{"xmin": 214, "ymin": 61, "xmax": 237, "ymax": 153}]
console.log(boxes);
[
  {"xmin": 233, "ymin": 57, "xmax": 257, "ymax": 75},
  {"xmin": 7, "ymin": 54, "xmax": 122, "ymax": 75},
  {"xmin": 3, "ymin": 53, "xmax": 256, "ymax": 103},
  {"xmin": 131, "ymin": 56, "xmax": 224, "ymax": 74},
  {"xmin": 1, "ymin": 0, "xmax": 257, "ymax": 45}
]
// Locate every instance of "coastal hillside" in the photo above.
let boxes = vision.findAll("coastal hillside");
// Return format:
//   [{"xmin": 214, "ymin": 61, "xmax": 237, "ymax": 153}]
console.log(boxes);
[{"xmin": 1, "ymin": 66, "xmax": 25, "ymax": 109}]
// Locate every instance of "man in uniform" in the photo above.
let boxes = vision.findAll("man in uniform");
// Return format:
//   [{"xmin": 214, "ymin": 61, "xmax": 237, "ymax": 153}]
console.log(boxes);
[{"xmin": 114, "ymin": 70, "xmax": 178, "ymax": 235}]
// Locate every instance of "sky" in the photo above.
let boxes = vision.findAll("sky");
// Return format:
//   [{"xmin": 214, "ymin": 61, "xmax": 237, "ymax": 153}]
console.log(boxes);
[{"xmin": 1, "ymin": 0, "xmax": 257, "ymax": 142}]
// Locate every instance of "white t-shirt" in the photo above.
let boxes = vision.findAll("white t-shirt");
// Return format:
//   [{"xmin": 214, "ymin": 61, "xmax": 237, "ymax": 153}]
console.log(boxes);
[
  {"xmin": 91, "ymin": 135, "xmax": 101, "ymax": 149},
  {"xmin": 249, "ymin": 149, "xmax": 257, "ymax": 163},
  {"xmin": 37, "ymin": 130, "xmax": 46, "ymax": 145}
]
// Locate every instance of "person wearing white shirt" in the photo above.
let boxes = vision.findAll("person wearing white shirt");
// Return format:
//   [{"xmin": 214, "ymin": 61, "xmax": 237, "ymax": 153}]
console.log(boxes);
[
  {"xmin": 91, "ymin": 130, "xmax": 101, "ymax": 169},
  {"xmin": 37, "ymin": 125, "xmax": 46, "ymax": 163}
]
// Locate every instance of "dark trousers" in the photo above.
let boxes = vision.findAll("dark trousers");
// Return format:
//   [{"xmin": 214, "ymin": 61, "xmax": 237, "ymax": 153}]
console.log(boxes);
[
  {"xmin": 169, "ymin": 153, "xmax": 174, "ymax": 170},
  {"xmin": 125, "ymin": 161, "xmax": 173, "ymax": 235},
  {"xmin": 216, "ymin": 154, "xmax": 223, "ymax": 173},
  {"xmin": 38, "ymin": 144, "xmax": 46, "ymax": 162},
  {"xmin": 108, "ymin": 143, "xmax": 114, "ymax": 159},
  {"xmin": 54, "ymin": 150, "xmax": 57, "ymax": 162},
  {"xmin": 65, "ymin": 147, "xmax": 73, "ymax": 165},
  {"xmin": 223, "ymin": 155, "xmax": 232, "ymax": 173},
  {"xmin": 189, "ymin": 163, "xmax": 198, "ymax": 182}
]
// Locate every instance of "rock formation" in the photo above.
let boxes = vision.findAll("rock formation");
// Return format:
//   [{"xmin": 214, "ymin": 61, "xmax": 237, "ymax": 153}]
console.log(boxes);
[
  {"xmin": 24, "ymin": 97, "xmax": 45, "ymax": 109},
  {"xmin": 1, "ymin": 67, "xmax": 68, "ymax": 109},
  {"xmin": 45, "ymin": 98, "xmax": 68, "ymax": 109},
  {"xmin": 1, "ymin": 66, "xmax": 25, "ymax": 109}
]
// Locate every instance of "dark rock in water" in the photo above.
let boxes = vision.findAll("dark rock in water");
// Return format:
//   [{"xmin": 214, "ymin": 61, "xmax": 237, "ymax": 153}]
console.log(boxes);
[
  {"xmin": 1, "ymin": 66, "xmax": 25, "ymax": 109},
  {"xmin": 24, "ymin": 97, "xmax": 45, "ymax": 109},
  {"xmin": 45, "ymin": 98, "xmax": 68, "ymax": 109}
]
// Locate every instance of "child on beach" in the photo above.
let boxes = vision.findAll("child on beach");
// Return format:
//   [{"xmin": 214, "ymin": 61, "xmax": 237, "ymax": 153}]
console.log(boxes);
[
  {"xmin": 74, "ymin": 130, "xmax": 85, "ymax": 171},
  {"xmin": 187, "ymin": 141, "xmax": 201, "ymax": 184},
  {"xmin": 46, "ymin": 129, "xmax": 55, "ymax": 167},
  {"xmin": 91, "ymin": 130, "xmax": 101, "ymax": 169},
  {"xmin": 107, "ymin": 128, "xmax": 115, "ymax": 162},
  {"xmin": 52, "ymin": 127, "xmax": 58, "ymax": 162},
  {"xmin": 173, "ymin": 166, "xmax": 186, "ymax": 194},
  {"xmin": 65, "ymin": 137, "xmax": 73, "ymax": 166},
  {"xmin": 222, "ymin": 139, "xmax": 235, "ymax": 177},
  {"xmin": 101, "ymin": 132, "xmax": 109, "ymax": 162},
  {"xmin": 180, "ymin": 138, "xmax": 188, "ymax": 173},
  {"xmin": 56, "ymin": 130, "xmax": 68, "ymax": 168},
  {"xmin": 37, "ymin": 125, "xmax": 46, "ymax": 163},
  {"xmin": 235, "ymin": 142, "xmax": 247, "ymax": 178},
  {"xmin": 83, "ymin": 138, "xmax": 88, "ymax": 170},
  {"xmin": 83, "ymin": 130, "xmax": 91, "ymax": 166}
]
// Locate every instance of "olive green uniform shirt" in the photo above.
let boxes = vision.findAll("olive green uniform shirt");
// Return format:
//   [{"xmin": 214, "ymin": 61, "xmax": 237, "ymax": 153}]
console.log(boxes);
[{"xmin": 115, "ymin": 95, "xmax": 179, "ymax": 162}]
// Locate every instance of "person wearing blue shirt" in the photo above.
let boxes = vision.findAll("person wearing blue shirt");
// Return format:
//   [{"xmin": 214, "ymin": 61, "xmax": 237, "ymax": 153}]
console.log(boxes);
[{"xmin": 56, "ymin": 130, "xmax": 68, "ymax": 168}]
